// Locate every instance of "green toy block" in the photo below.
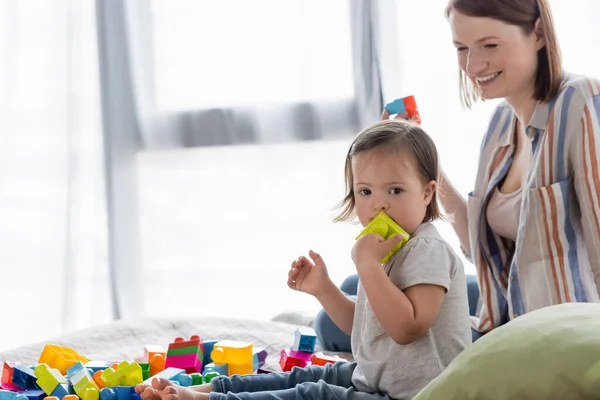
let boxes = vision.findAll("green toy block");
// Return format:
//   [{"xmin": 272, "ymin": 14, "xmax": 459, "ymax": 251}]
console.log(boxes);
[
  {"xmin": 355, "ymin": 211, "xmax": 410, "ymax": 264},
  {"xmin": 167, "ymin": 346, "xmax": 202, "ymax": 357}
]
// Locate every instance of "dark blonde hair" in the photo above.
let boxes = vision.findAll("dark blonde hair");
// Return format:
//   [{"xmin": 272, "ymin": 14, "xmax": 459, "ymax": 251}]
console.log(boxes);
[
  {"xmin": 445, "ymin": 0, "xmax": 562, "ymax": 108},
  {"xmin": 334, "ymin": 119, "xmax": 442, "ymax": 223}
]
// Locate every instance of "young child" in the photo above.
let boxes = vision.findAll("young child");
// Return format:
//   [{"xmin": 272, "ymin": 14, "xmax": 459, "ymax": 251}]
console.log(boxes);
[{"xmin": 135, "ymin": 119, "xmax": 472, "ymax": 399}]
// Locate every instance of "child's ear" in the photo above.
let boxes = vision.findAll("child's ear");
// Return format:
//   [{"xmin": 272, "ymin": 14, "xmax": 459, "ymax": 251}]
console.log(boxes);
[{"xmin": 423, "ymin": 180, "xmax": 437, "ymax": 205}]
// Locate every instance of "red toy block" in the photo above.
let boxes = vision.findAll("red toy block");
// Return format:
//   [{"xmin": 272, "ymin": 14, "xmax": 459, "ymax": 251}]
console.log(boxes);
[{"xmin": 279, "ymin": 349, "xmax": 308, "ymax": 372}]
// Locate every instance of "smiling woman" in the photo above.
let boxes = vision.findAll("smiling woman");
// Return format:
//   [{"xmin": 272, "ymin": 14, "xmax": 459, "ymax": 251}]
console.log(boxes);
[{"xmin": 440, "ymin": 0, "xmax": 600, "ymax": 339}]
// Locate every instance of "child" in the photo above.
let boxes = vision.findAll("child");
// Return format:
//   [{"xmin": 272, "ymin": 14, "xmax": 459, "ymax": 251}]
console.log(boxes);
[{"xmin": 135, "ymin": 119, "xmax": 472, "ymax": 399}]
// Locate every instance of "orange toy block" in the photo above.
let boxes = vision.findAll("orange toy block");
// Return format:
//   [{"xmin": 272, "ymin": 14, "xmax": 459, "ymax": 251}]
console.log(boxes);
[
  {"xmin": 309, "ymin": 352, "xmax": 346, "ymax": 366},
  {"xmin": 39, "ymin": 345, "xmax": 89, "ymax": 375},
  {"xmin": 143, "ymin": 346, "xmax": 166, "ymax": 376}
]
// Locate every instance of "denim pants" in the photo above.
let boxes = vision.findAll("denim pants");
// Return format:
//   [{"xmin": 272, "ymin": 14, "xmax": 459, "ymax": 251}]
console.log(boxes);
[
  {"xmin": 314, "ymin": 274, "xmax": 482, "ymax": 352},
  {"xmin": 208, "ymin": 362, "xmax": 390, "ymax": 400}
]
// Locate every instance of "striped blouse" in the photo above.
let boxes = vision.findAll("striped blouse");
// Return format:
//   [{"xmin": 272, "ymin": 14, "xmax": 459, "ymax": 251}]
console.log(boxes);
[{"xmin": 466, "ymin": 72, "xmax": 600, "ymax": 334}]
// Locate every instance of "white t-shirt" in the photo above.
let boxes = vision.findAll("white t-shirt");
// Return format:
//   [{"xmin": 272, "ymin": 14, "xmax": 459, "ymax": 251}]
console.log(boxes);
[{"xmin": 351, "ymin": 222, "xmax": 472, "ymax": 400}]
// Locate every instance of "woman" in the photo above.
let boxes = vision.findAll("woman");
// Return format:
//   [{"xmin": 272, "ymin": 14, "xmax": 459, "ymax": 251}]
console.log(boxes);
[{"xmin": 315, "ymin": 0, "xmax": 600, "ymax": 350}]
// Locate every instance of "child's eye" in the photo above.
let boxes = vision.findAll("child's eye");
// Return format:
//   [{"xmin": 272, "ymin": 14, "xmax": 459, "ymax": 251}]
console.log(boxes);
[
  {"xmin": 389, "ymin": 187, "xmax": 403, "ymax": 195},
  {"xmin": 359, "ymin": 188, "xmax": 371, "ymax": 196}
]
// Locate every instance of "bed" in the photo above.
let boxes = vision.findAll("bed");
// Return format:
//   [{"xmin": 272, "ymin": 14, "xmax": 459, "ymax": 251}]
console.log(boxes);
[{"xmin": 0, "ymin": 314, "xmax": 352, "ymax": 373}]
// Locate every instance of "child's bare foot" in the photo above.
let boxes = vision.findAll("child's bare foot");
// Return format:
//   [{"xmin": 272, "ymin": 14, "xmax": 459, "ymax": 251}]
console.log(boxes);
[
  {"xmin": 162, "ymin": 385, "xmax": 210, "ymax": 400},
  {"xmin": 135, "ymin": 377, "xmax": 177, "ymax": 400}
]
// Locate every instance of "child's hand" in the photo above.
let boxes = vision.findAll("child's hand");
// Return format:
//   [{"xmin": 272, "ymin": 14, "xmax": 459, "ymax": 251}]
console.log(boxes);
[
  {"xmin": 352, "ymin": 233, "xmax": 404, "ymax": 268},
  {"xmin": 287, "ymin": 250, "xmax": 331, "ymax": 297}
]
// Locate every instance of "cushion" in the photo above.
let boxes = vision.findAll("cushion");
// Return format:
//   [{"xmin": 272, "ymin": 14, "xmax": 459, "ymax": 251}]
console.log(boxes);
[{"xmin": 413, "ymin": 302, "xmax": 600, "ymax": 400}]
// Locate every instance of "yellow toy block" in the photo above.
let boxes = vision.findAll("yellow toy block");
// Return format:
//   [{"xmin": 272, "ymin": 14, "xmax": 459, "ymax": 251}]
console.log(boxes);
[
  {"xmin": 70, "ymin": 368, "xmax": 100, "ymax": 399},
  {"xmin": 39, "ymin": 344, "xmax": 89, "ymax": 375},
  {"xmin": 34, "ymin": 364, "xmax": 68, "ymax": 395},
  {"xmin": 210, "ymin": 340, "xmax": 252, "ymax": 366},
  {"xmin": 355, "ymin": 211, "xmax": 410, "ymax": 264},
  {"xmin": 227, "ymin": 362, "xmax": 253, "ymax": 376},
  {"xmin": 100, "ymin": 361, "xmax": 142, "ymax": 387}
]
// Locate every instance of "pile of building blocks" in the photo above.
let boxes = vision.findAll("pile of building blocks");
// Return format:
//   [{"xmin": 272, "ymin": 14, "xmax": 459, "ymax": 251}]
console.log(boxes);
[
  {"xmin": 277, "ymin": 327, "xmax": 346, "ymax": 372},
  {"xmin": 1, "ymin": 329, "xmax": 349, "ymax": 400},
  {"xmin": 0, "ymin": 335, "xmax": 268, "ymax": 400}
]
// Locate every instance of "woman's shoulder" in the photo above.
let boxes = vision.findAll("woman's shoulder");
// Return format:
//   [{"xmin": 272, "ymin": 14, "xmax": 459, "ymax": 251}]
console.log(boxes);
[{"xmin": 559, "ymin": 71, "xmax": 600, "ymax": 102}]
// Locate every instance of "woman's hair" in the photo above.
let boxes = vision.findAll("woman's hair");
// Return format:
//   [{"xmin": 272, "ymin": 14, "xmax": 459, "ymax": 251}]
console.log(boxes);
[
  {"xmin": 445, "ymin": 0, "xmax": 562, "ymax": 108},
  {"xmin": 334, "ymin": 119, "xmax": 442, "ymax": 223}
]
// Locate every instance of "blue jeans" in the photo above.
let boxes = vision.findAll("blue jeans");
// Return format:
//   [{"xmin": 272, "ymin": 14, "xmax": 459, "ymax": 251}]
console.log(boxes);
[
  {"xmin": 314, "ymin": 274, "xmax": 481, "ymax": 352},
  {"xmin": 208, "ymin": 362, "xmax": 389, "ymax": 399}
]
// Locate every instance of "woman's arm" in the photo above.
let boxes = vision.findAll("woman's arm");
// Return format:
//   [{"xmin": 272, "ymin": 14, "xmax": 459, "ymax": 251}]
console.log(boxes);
[
  {"xmin": 571, "ymin": 91, "xmax": 600, "ymax": 289},
  {"xmin": 439, "ymin": 171, "xmax": 471, "ymax": 257}
]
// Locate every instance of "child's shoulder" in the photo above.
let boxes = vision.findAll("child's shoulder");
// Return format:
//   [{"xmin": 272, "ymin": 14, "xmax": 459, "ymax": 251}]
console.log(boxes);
[{"xmin": 400, "ymin": 223, "xmax": 461, "ymax": 262}]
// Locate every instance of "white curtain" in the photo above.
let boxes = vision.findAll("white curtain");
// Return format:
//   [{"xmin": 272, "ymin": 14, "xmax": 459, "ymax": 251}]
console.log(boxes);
[{"xmin": 0, "ymin": 0, "xmax": 111, "ymax": 350}]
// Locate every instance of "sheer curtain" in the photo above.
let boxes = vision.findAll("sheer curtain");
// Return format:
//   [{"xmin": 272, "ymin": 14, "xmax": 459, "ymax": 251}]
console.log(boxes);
[{"xmin": 0, "ymin": 0, "xmax": 110, "ymax": 350}]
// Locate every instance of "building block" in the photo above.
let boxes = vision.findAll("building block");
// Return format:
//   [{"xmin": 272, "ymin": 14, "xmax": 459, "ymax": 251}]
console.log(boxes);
[
  {"xmin": 288, "ymin": 349, "xmax": 312, "ymax": 363},
  {"xmin": 18, "ymin": 390, "xmax": 45, "ymax": 400},
  {"xmin": 210, "ymin": 341, "xmax": 252, "ymax": 366},
  {"xmin": 39, "ymin": 345, "xmax": 88, "ymax": 376},
  {"xmin": 202, "ymin": 363, "xmax": 227, "ymax": 377},
  {"xmin": 355, "ymin": 211, "xmax": 410, "ymax": 264},
  {"xmin": 66, "ymin": 362, "xmax": 100, "ymax": 400},
  {"xmin": 33, "ymin": 364, "xmax": 67, "ymax": 396},
  {"xmin": 165, "ymin": 337, "xmax": 203, "ymax": 374},
  {"xmin": 100, "ymin": 362, "xmax": 142, "ymax": 387},
  {"xmin": 189, "ymin": 373, "xmax": 203, "ymax": 386},
  {"xmin": 309, "ymin": 352, "xmax": 346, "ymax": 366},
  {"xmin": 227, "ymin": 362, "xmax": 253, "ymax": 376},
  {"xmin": 164, "ymin": 353, "xmax": 201, "ymax": 374},
  {"xmin": 142, "ymin": 368, "xmax": 184, "ymax": 385},
  {"xmin": 99, "ymin": 386, "xmax": 139, "ymax": 400},
  {"xmin": 252, "ymin": 348, "xmax": 267, "ymax": 369},
  {"xmin": 279, "ymin": 349, "xmax": 308, "ymax": 372},
  {"xmin": 142, "ymin": 347, "xmax": 165, "ymax": 377},
  {"xmin": 0, "ymin": 391, "xmax": 28, "ymax": 400},
  {"xmin": 200, "ymin": 341, "xmax": 217, "ymax": 368},
  {"xmin": 84, "ymin": 362, "xmax": 109, "ymax": 374},
  {"xmin": 48, "ymin": 384, "xmax": 69, "ymax": 399},
  {"xmin": 92, "ymin": 371, "xmax": 105, "ymax": 389},
  {"xmin": 384, "ymin": 95, "xmax": 421, "ymax": 124},
  {"xmin": 11, "ymin": 365, "xmax": 38, "ymax": 390},
  {"xmin": 256, "ymin": 368, "xmax": 274, "ymax": 374},
  {"xmin": 292, "ymin": 327, "xmax": 317, "ymax": 354},
  {"xmin": 201, "ymin": 372, "xmax": 219, "ymax": 384},
  {"xmin": 1, "ymin": 363, "xmax": 22, "ymax": 391}
]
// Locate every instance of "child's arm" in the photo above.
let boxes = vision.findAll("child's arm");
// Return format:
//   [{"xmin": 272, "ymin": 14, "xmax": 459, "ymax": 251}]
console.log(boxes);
[
  {"xmin": 358, "ymin": 265, "xmax": 445, "ymax": 345},
  {"xmin": 352, "ymin": 234, "xmax": 449, "ymax": 345},
  {"xmin": 288, "ymin": 250, "xmax": 355, "ymax": 335},
  {"xmin": 315, "ymin": 280, "xmax": 356, "ymax": 335}
]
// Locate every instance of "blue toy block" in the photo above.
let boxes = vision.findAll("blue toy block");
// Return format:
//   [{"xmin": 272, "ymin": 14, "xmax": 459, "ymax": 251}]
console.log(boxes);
[
  {"xmin": 384, "ymin": 98, "xmax": 406, "ymax": 115},
  {"xmin": 11, "ymin": 365, "xmax": 38, "ymax": 390},
  {"xmin": 49, "ymin": 383, "xmax": 69, "ymax": 399},
  {"xmin": 20, "ymin": 390, "xmax": 45, "ymax": 400},
  {"xmin": 84, "ymin": 361, "xmax": 110, "ymax": 374},
  {"xmin": 292, "ymin": 327, "xmax": 317, "ymax": 353},
  {"xmin": 0, "ymin": 391, "xmax": 28, "ymax": 400},
  {"xmin": 200, "ymin": 340, "xmax": 218, "ymax": 369},
  {"xmin": 172, "ymin": 374, "xmax": 192, "ymax": 387}
]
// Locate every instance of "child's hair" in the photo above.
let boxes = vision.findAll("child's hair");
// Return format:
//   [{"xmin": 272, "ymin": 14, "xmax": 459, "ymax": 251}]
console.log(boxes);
[{"xmin": 334, "ymin": 119, "xmax": 442, "ymax": 223}]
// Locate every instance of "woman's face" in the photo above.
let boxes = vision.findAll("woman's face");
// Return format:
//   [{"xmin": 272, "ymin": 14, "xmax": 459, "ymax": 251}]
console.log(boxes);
[{"xmin": 449, "ymin": 9, "xmax": 545, "ymax": 103}]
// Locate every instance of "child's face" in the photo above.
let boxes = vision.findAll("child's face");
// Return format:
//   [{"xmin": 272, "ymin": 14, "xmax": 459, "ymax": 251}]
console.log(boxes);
[{"xmin": 351, "ymin": 149, "xmax": 435, "ymax": 235}]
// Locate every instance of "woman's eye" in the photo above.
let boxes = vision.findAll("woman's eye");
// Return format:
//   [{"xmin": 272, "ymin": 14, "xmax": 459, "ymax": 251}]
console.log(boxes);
[
  {"xmin": 390, "ymin": 188, "xmax": 403, "ymax": 195},
  {"xmin": 484, "ymin": 44, "xmax": 498, "ymax": 49},
  {"xmin": 456, "ymin": 46, "xmax": 467, "ymax": 52}
]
